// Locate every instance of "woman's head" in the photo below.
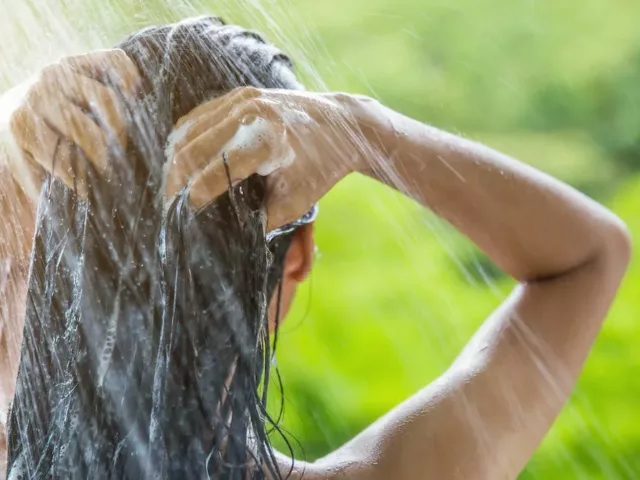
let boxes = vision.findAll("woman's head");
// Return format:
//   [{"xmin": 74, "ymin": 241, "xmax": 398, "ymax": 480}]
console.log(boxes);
[
  {"xmin": 7, "ymin": 15, "xmax": 314, "ymax": 479},
  {"xmin": 119, "ymin": 14, "xmax": 316, "ymax": 328}
]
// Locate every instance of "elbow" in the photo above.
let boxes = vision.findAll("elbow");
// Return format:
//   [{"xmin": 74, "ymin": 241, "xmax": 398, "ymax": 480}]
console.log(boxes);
[
  {"xmin": 529, "ymin": 214, "xmax": 632, "ymax": 285},
  {"xmin": 574, "ymin": 214, "xmax": 634, "ymax": 293},
  {"xmin": 599, "ymin": 215, "xmax": 633, "ymax": 273},
  {"xmin": 579, "ymin": 215, "xmax": 632, "ymax": 309}
]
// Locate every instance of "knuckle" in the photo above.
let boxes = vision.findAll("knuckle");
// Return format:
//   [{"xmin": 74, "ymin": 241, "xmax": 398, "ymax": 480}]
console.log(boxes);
[
  {"xmin": 109, "ymin": 48, "xmax": 127, "ymax": 62},
  {"xmin": 37, "ymin": 65, "xmax": 59, "ymax": 89},
  {"xmin": 40, "ymin": 63, "xmax": 61, "ymax": 79},
  {"xmin": 24, "ymin": 86, "xmax": 41, "ymax": 109},
  {"xmin": 8, "ymin": 106, "xmax": 26, "ymax": 133},
  {"xmin": 111, "ymin": 49, "xmax": 137, "ymax": 73},
  {"xmin": 226, "ymin": 86, "xmax": 248, "ymax": 101},
  {"xmin": 34, "ymin": 64, "xmax": 68, "ymax": 96},
  {"xmin": 252, "ymin": 97, "xmax": 277, "ymax": 117},
  {"xmin": 232, "ymin": 86, "xmax": 261, "ymax": 100},
  {"xmin": 243, "ymin": 86, "xmax": 261, "ymax": 96},
  {"xmin": 60, "ymin": 52, "xmax": 87, "ymax": 65},
  {"xmin": 237, "ymin": 101, "xmax": 260, "ymax": 118},
  {"xmin": 40, "ymin": 62, "xmax": 73, "ymax": 85}
]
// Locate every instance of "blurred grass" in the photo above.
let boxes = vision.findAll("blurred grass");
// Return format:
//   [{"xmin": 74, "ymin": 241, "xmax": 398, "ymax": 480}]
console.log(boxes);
[{"xmin": 2, "ymin": 0, "xmax": 640, "ymax": 477}]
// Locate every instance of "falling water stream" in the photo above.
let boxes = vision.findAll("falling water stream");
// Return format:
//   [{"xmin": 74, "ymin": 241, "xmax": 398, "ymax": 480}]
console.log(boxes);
[{"xmin": 0, "ymin": 0, "xmax": 637, "ymax": 479}]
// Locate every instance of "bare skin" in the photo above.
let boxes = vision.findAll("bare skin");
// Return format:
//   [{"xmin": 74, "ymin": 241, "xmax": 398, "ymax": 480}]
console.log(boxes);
[{"xmin": 0, "ymin": 50, "xmax": 632, "ymax": 480}]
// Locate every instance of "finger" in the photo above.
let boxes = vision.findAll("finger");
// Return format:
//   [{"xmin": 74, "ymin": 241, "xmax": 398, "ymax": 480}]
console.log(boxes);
[
  {"xmin": 168, "ymin": 117, "xmax": 247, "ymax": 196},
  {"xmin": 11, "ymin": 108, "xmax": 80, "ymax": 191},
  {"xmin": 172, "ymin": 106, "xmax": 231, "ymax": 154},
  {"xmin": 12, "ymin": 71, "xmax": 114, "ymax": 190},
  {"xmin": 54, "ymin": 72, "xmax": 127, "ymax": 148},
  {"xmin": 35, "ymin": 98, "xmax": 110, "ymax": 175},
  {"xmin": 6, "ymin": 150, "xmax": 46, "ymax": 202},
  {"xmin": 26, "ymin": 125, "xmax": 76, "ymax": 189},
  {"xmin": 168, "ymin": 110, "xmax": 280, "ymax": 197},
  {"xmin": 55, "ymin": 139, "xmax": 88, "ymax": 197},
  {"xmin": 187, "ymin": 144, "xmax": 273, "ymax": 210},
  {"xmin": 175, "ymin": 86, "xmax": 262, "ymax": 129},
  {"xmin": 60, "ymin": 49, "xmax": 141, "ymax": 98},
  {"xmin": 10, "ymin": 107, "xmax": 61, "ymax": 174},
  {"xmin": 173, "ymin": 103, "xmax": 267, "ymax": 155}
]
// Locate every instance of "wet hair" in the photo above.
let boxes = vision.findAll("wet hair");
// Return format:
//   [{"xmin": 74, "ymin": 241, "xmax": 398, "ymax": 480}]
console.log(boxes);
[{"xmin": 6, "ymin": 15, "xmax": 305, "ymax": 479}]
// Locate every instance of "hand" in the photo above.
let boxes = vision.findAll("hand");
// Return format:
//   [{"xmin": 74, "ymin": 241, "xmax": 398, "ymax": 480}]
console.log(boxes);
[
  {"xmin": 7, "ymin": 49, "xmax": 141, "ymax": 196},
  {"xmin": 166, "ymin": 87, "xmax": 391, "ymax": 231}
]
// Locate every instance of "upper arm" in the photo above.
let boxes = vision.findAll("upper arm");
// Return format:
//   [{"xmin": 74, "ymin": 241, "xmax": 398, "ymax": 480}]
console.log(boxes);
[{"xmin": 310, "ymin": 229, "xmax": 630, "ymax": 480}]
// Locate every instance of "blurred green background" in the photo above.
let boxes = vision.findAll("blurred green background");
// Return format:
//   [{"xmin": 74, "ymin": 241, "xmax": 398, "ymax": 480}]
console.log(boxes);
[{"xmin": 2, "ymin": 0, "xmax": 640, "ymax": 477}]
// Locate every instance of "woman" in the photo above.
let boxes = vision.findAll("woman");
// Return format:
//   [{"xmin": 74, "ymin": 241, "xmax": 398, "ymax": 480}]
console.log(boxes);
[{"xmin": 0, "ymin": 15, "xmax": 631, "ymax": 480}]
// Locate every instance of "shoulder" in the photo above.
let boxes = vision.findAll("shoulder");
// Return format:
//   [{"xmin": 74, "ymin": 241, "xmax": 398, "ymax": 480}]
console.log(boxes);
[{"xmin": 274, "ymin": 449, "xmax": 381, "ymax": 480}]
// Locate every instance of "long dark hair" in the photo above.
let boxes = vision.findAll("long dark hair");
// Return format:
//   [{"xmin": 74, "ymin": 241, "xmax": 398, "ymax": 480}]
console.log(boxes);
[{"xmin": 7, "ymin": 16, "xmax": 301, "ymax": 479}]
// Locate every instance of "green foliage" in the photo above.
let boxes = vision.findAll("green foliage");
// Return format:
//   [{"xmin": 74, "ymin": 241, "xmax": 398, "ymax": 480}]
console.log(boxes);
[
  {"xmin": 3, "ymin": 0, "xmax": 640, "ymax": 476},
  {"xmin": 272, "ymin": 174, "xmax": 640, "ymax": 479}
]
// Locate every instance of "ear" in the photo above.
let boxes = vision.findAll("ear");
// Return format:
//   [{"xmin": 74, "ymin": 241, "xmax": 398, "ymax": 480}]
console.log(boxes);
[
  {"xmin": 268, "ymin": 223, "xmax": 315, "ymax": 332},
  {"xmin": 283, "ymin": 223, "xmax": 315, "ymax": 283}
]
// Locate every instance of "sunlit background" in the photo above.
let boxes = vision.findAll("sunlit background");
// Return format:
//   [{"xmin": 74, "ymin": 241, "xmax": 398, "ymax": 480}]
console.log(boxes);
[{"xmin": 2, "ymin": 0, "xmax": 640, "ymax": 478}]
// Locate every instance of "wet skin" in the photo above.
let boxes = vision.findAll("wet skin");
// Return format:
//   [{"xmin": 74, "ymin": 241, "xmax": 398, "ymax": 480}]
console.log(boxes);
[{"xmin": 0, "ymin": 49, "xmax": 631, "ymax": 479}]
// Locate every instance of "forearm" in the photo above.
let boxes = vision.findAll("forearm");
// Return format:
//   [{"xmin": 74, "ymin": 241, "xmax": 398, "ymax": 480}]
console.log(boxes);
[
  {"xmin": 0, "ymin": 180, "xmax": 31, "ymax": 475},
  {"xmin": 0, "ymin": 167, "xmax": 35, "ymax": 410},
  {"xmin": 332, "ymin": 100, "xmax": 631, "ymax": 480},
  {"xmin": 361, "ymin": 102, "xmax": 625, "ymax": 281}
]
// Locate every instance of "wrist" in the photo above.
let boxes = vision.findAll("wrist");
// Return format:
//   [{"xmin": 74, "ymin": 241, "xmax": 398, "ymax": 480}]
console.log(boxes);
[{"xmin": 341, "ymin": 94, "xmax": 400, "ymax": 174}]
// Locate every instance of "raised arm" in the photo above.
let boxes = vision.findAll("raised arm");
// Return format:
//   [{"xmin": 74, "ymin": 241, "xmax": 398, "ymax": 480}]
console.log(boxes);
[
  {"xmin": 0, "ymin": 163, "xmax": 39, "ymax": 474},
  {"xmin": 0, "ymin": 47, "xmax": 137, "ymax": 413},
  {"xmin": 167, "ymin": 89, "xmax": 631, "ymax": 480},
  {"xmin": 0, "ymin": 49, "xmax": 140, "ymax": 475},
  {"xmin": 311, "ymin": 99, "xmax": 632, "ymax": 480}
]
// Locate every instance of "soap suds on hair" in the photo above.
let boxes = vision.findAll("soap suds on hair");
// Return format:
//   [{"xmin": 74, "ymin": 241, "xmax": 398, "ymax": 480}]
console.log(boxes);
[{"xmin": 165, "ymin": 111, "xmax": 301, "ymax": 179}]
